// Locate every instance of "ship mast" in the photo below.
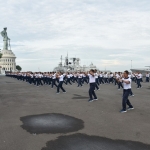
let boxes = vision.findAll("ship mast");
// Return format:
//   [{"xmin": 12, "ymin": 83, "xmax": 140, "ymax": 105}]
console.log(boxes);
[{"xmin": 60, "ymin": 55, "xmax": 62, "ymax": 65}]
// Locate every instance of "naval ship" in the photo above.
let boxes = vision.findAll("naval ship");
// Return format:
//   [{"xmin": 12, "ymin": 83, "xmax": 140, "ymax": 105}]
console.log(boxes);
[
  {"xmin": 53, "ymin": 54, "xmax": 98, "ymax": 72},
  {"xmin": 131, "ymin": 66, "xmax": 150, "ymax": 74}
]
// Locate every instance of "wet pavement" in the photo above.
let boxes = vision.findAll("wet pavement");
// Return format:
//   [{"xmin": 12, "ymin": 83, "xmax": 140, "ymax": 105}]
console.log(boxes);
[
  {"xmin": 20, "ymin": 113, "xmax": 84, "ymax": 134},
  {"xmin": 41, "ymin": 134, "xmax": 150, "ymax": 150}
]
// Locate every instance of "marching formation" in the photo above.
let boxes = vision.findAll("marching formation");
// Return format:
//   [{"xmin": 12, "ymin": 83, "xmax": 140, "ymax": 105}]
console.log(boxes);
[{"xmin": 6, "ymin": 70, "xmax": 150, "ymax": 113}]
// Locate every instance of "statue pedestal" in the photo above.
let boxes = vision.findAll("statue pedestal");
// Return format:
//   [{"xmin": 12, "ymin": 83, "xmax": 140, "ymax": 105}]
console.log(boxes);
[
  {"xmin": 0, "ymin": 49, "xmax": 16, "ymax": 72},
  {"xmin": 0, "ymin": 68, "xmax": 5, "ymax": 75}
]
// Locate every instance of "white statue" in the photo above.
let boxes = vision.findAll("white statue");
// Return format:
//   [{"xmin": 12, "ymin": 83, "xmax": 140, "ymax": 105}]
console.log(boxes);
[{"xmin": 1, "ymin": 27, "xmax": 10, "ymax": 50}]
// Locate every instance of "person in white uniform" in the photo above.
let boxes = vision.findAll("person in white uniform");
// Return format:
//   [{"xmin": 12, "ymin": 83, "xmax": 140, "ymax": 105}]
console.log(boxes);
[
  {"xmin": 56, "ymin": 72, "xmax": 66, "ymax": 94},
  {"xmin": 87, "ymin": 69, "xmax": 98, "ymax": 102},
  {"xmin": 119, "ymin": 70, "xmax": 134, "ymax": 113}
]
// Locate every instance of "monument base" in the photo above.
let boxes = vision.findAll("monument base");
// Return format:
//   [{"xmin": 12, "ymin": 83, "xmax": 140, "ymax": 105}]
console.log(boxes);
[{"xmin": 0, "ymin": 49, "xmax": 16, "ymax": 72}]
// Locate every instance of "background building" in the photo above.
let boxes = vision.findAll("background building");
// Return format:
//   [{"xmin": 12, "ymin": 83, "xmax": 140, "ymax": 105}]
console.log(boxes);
[{"xmin": 0, "ymin": 49, "xmax": 16, "ymax": 73}]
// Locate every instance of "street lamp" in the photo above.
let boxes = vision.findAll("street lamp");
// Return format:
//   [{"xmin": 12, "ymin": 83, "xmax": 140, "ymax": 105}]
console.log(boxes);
[{"xmin": 131, "ymin": 60, "xmax": 132, "ymax": 69}]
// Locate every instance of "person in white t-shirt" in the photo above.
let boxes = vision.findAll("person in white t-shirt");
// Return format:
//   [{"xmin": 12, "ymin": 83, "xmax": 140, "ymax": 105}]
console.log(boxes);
[
  {"xmin": 56, "ymin": 72, "xmax": 66, "ymax": 94},
  {"xmin": 37, "ymin": 72, "xmax": 43, "ymax": 87},
  {"xmin": 77, "ymin": 72, "xmax": 83, "ymax": 87},
  {"xmin": 87, "ymin": 69, "xmax": 98, "ymax": 102},
  {"xmin": 137, "ymin": 72, "xmax": 142, "ymax": 89},
  {"xmin": 66, "ymin": 72, "xmax": 72, "ymax": 85},
  {"xmin": 51, "ymin": 72, "xmax": 58, "ymax": 88},
  {"xmin": 146, "ymin": 72, "xmax": 150, "ymax": 82},
  {"xmin": 119, "ymin": 70, "xmax": 134, "ymax": 113}
]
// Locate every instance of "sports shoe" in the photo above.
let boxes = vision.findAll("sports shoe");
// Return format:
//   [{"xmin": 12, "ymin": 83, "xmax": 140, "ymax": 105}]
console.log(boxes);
[
  {"xmin": 94, "ymin": 98, "xmax": 98, "ymax": 101},
  {"xmin": 88, "ymin": 99, "xmax": 94, "ymax": 102},
  {"xmin": 56, "ymin": 92, "xmax": 60, "ymax": 94},
  {"xmin": 120, "ymin": 109, "xmax": 127, "ymax": 113},
  {"xmin": 127, "ymin": 107, "xmax": 134, "ymax": 110}
]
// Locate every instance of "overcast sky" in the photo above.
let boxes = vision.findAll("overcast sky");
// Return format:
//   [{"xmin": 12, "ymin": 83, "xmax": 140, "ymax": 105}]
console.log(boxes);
[{"xmin": 0, "ymin": 0, "xmax": 150, "ymax": 72}]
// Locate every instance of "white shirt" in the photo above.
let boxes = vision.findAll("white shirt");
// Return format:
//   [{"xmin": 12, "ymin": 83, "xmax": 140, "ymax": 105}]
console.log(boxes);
[
  {"xmin": 137, "ymin": 74, "xmax": 142, "ymax": 79},
  {"xmin": 110, "ymin": 74, "xmax": 113, "ymax": 78},
  {"xmin": 38, "ymin": 74, "xmax": 43, "ymax": 78},
  {"xmin": 116, "ymin": 74, "xmax": 120, "ymax": 79},
  {"xmin": 59, "ymin": 75, "xmax": 64, "ymax": 81},
  {"xmin": 83, "ymin": 74, "xmax": 86, "ymax": 77},
  {"xmin": 35, "ymin": 74, "xmax": 38, "ymax": 78},
  {"xmin": 95, "ymin": 73, "xmax": 98, "ymax": 79},
  {"xmin": 67, "ymin": 74, "xmax": 70, "ymax": 78},
  {"xmin": 131, "ymin": 74, "xmax": 135, "ymax": 78},
  {"xmin": 122, "ymin": 78, "xmax": 131, "ymax": 89},
  {"xmin": 146, "ymin": 74, "xmax": 150, "ymax": 77},
  {"xmin": 128, "ymin": 75, "xmax": 131, "ymax": 79},
  {"xmin": 88, "ymin": 74, "xmax": 96, "ymax": 83},
  {"xmin": 99, "ymin": 73, "xmax": 103, "ymax": 77},
  {"xmin": 52, "ymin": 74, "xmax": 56, "ymax": 79},
  {"xmin": 30, "ymin": 74, "xmax": 33, "ymax": 78},
  {"xmin": 104, "ymin": 74, "xmax": 108, "ymax": 78},
  {"xmin": 78, "ymin": 74, "xmax": 82, "ymax": 78}
]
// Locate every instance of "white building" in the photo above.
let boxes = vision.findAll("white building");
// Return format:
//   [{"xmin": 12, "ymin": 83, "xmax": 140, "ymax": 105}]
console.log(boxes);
[{"xmin": 0, "ymin": 49, "xmax": 16, "ymax": 73}]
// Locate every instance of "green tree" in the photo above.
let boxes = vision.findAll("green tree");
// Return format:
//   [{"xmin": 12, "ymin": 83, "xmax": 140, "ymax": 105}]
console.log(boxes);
[
  {"xmin": 0, "ymin": 53, "xmax": 2, "ymax": 58},
  {"xmin": 16, "ymin": 65, "xmax": 22, "ymax": 71}
]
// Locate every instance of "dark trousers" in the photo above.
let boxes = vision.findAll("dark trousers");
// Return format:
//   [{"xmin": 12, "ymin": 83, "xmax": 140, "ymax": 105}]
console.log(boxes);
[
  {"xmin": 104, "ymin": 78, "xmax": 108, "ymax": 83},
  {"xmin": 82, "ymin": 77, "xmax": 88, "ymax": 84},
  {"xmin": 122, "ymin": 89, "xmax": 133, "ymax": 111},
  {"xmin": 47, "ymin": 78, "xmax": 51, "ymax": 85},
  {"xmin": 109, "ymin": 77, "xmax": 113, "ymax": 83},
  {"xmin": 77, "ymin": 78, "xmax": 82, "ymax": 87},
  {"xmin": 30, "ymin": 78, "xmax": 34, "ymax": 84},
  {"xmin": 130, "ymin": 89, "xmax": 133, "ymax": 95},
  {"xmin": 96, "ymin": 78, "xmax": 99, "ymax": 85},
  {"xmin": 99, "ymin": 77, "xmax": 104, "ymax": 84},
  {"xmin": 52, "ymin": 79, "xmax": 57, "ymax": 88},
  {"xmin": 34, "ymin": 78, "xmax": 38, "ymax": 85},
  {"xmin": 89, "ymin": 83, "xmax": 97, "ymax": 100},
  {"xmin": 95, "ymin": 82, "xmax": 99, "ymax": 90},
  {"xmin": 66, "ymin": 78, "xmax": 72, "ymax": 85},
  {"xmin": 132, "ymin": 77, "xmax": 135, "ymax": 82},
  {"xmin": 57, "ymin": 81, "xmax": 66, "ymax": 92},
  {"xmin": 118, "ymin": 82, "xmax": 123, "ymax": 89},
  {"xmin": 146, "ymin": 77, "xmax": 149, "ymax": 82},
  {"xmin": 137, "ymin": 79, "xmax": 141, "ymax": 88},
  {"xmin": 114, "ymin": 79, "xmax": 118, "ymax": 85},
  {"xmin": 37, "ymin": 78, "xmax": 43, "ymax": 86}
]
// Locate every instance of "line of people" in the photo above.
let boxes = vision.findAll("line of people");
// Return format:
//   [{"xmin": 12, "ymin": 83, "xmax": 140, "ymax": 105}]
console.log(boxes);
[
  {"xmin": 5, "ymin": 70, "xmax": 150, "ymax": 113},
  {"xmin": 6, "ymin": 71, "xmax": 149, "ymax": 90}
]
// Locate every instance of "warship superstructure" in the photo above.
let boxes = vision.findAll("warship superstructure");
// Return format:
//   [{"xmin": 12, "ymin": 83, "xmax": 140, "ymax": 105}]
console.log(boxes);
[
  {"xmin": 53, "ymin": 54, "xmax": 98, "ymax": 72},
  {"xmin": 131, "ymin": 66, "xmax": 150, "ymax": 74}
]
